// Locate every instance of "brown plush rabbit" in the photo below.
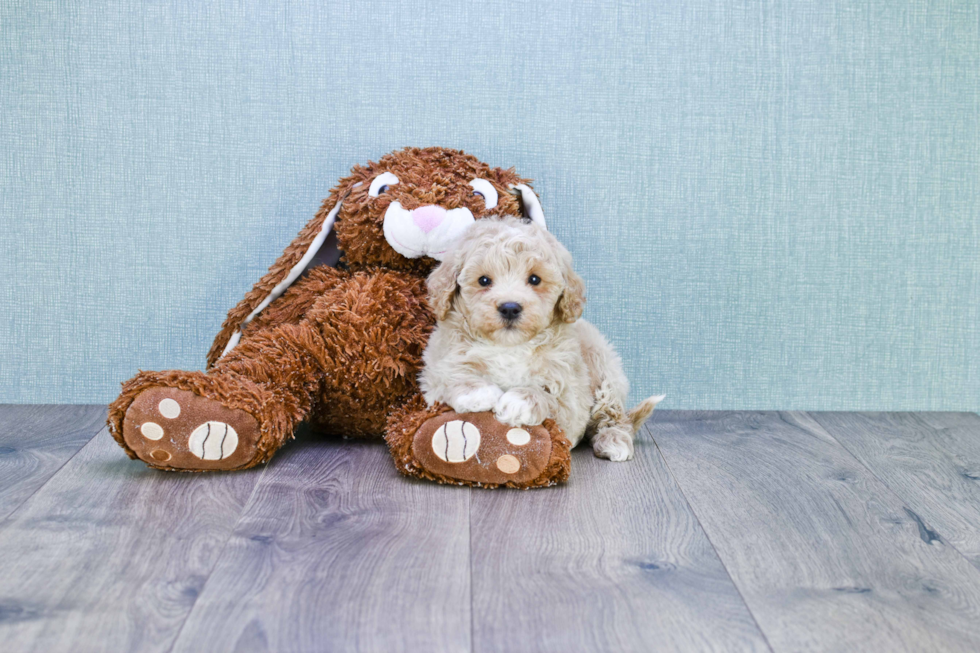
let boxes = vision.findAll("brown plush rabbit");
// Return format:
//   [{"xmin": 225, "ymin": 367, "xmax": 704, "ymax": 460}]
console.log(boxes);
[{"xmin": 108, "ymin": 147, "xmax": 570, "ymax": 488}]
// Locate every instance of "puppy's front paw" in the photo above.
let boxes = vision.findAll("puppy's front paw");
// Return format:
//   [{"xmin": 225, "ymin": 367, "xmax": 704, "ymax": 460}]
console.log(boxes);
[
  {"xmin": 453, "ymin": 385, "xmax": 504, "ymax": 414},
  {"xmin": 494, "ymin": 391, "xmax": 546, "ymax": 427},
  {"xmin": 593, "ymin": 429, "xmax": 635, "ymax": 462}
]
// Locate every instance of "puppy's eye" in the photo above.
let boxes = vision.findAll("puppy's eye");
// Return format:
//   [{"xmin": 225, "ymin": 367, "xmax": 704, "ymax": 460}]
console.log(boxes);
[
  {"xmin": 369, "ymin": 172, "xmax": 399, "ymax": 198},
  {"xmin": 528, "ymin": 274, "xmax": 541, "ymax": 286},
  {"xmin": 478, "ymin": 276, "xmax": 492, "ymax": 287},
  {"xmin": 468, "ymin": 179, "xmax": 499, "ymax": 210}
]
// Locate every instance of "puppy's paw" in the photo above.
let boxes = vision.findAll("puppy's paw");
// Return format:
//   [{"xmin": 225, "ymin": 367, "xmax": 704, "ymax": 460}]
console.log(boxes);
[
  {"xmin": 592, "ymin": 429, "xmax": 635, "ymax": 462},
  {"xmin": 453, "ymin": 385, "xmax": 504, "ymax": 414},
  {"xmin": 494, "ymin": 390, "xmax": 547, "ymax": 427}
]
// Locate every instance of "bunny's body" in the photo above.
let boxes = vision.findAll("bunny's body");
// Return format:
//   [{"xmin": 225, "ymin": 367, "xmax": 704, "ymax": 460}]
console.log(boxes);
[{"xmin": 108, "ymin": 148, "xmax": 543, "ymax": 471}]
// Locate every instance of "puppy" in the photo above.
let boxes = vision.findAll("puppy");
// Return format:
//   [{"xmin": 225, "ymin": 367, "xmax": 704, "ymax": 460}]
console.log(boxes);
[{"xmin": 419, "ymin": 216, "xmax": 664, "ymax": 461}]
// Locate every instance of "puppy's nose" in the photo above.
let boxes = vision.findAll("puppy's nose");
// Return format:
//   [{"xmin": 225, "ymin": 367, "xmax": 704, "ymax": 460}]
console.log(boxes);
[
  {"xmin": 411, "ymin": 205, "xmax": 446, "ymax": 234},
  {"xmin": 498, "ymin": 302, "xmax": 523, "ymax": 321}
]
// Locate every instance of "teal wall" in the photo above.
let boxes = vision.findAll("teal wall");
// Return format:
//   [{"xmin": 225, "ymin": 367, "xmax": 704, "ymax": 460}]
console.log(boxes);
[{"xmin": 2, "ymin": 0, "xmax": 978, "ymax": 409}]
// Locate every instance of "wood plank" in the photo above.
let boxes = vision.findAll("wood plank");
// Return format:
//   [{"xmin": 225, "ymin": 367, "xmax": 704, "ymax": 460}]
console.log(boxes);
[
  {"xmin": 812, "ymin": 412, "xmax": 980, "ymax": 571},
  {"xmin": 171, "ymin": 437, "xmax": 471, "ymax": 653},
  {"xmin": 652, "ymin": 411, "xmax": 980, "ymax": 652},
  {"xmin": 0, "ymin": 428, "xmax": 262, "ymax": 653},
  {"xmin": 0, "ymin": 404, "xmax": 107, "ymax": 520},
  {"xmin": 470, "ymin": 435, "xmax": 771, "ymax": 653}
]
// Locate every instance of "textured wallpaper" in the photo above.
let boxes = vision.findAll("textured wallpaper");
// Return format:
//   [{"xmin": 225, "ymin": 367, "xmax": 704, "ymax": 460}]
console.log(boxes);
[{"xmin": 1, "ymin": 0, "xmax": 978, "ymax": 409}]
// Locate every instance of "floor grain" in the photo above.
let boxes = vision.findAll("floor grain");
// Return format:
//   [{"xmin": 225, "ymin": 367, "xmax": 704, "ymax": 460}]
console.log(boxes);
[
  {"xmin": 0, "ymin": 428, "xmax": 261, "ymax": 653},
  {"xmin": 0, "ymin": 404, "xmax": 106, "ymax": 520},
  {"xmin": 651, "ymin": 411, "xmax": 980, "ymax": 652},
  {"xmin": 171, "ymin": 437, "xmax": 471, "ymax": 653},
  {"xmin": 469, "ymin": 438, "xmax": 770, "ymax": 653},
  {"xmin": 812, "ymin": 412, "xmax": 980, "ymax": 571},
  {"xmin": 6, "ymin": 407, "xmax": 980, "ymax": 652}
]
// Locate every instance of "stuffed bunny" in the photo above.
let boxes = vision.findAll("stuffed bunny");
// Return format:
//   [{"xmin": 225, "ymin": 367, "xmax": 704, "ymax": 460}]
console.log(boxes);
[{"xmin": 108, "ymin": 147, "xmax": 570, "ymax": 488}]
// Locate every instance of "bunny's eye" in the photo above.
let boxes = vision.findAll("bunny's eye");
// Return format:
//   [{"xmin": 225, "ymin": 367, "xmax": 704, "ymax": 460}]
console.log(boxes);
[
  {"xmin": 469, "ymin": 179, "xmax": 498, "ymax": 210},
  {"xmin": 369, "ymin": 172, "xmax": 399, "ymax": 197},
  {"xmin": 478, "ymin": 276, "xmax": 492, "ymax": 287}
]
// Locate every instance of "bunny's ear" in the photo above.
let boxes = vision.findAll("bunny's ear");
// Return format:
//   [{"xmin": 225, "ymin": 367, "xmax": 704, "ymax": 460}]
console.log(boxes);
[
  {"xmin": 209, "ymin": 189, "xmax": 349, "ymax": 363},
  {"xmin": 509, "ymin": 184, "xmax": 547, "ymax": 229}
]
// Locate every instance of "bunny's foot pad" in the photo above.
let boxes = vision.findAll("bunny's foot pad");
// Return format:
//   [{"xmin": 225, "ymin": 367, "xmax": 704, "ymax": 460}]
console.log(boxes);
[
  {"xmin": 120, "ymin": 387, "xmax": 262, "ymax": 471},
  {"xmin": 387, "ymin": 402, "xmax": 571, "ymax": 489}
]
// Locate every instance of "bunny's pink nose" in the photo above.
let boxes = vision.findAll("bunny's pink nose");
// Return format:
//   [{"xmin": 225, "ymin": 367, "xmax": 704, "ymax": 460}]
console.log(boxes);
[{"xmin": 411, "ymin": 205, "xmax": 446, "ymax": 233}]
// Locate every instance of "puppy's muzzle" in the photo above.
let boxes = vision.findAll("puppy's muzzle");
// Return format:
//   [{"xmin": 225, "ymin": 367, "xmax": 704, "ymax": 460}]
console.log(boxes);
[{"xmin": 497, "ymin": 302, "xmax": 523, "ymax": 324}]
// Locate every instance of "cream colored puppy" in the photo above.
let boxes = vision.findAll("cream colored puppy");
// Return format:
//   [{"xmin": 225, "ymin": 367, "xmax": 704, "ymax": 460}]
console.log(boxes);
[{"xmin": 420, "ymin": 216, "xmax": 664, "ymax": 461}]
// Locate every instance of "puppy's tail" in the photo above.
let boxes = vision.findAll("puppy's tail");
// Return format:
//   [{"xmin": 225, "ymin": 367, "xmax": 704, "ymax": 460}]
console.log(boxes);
[{"xmin": 627, "ymin": 394, "xmax": 666, "ymax": 433}]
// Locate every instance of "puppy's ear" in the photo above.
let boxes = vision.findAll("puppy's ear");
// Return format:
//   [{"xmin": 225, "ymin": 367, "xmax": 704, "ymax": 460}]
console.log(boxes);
[
  {"xmin": 557, "ymin": 251, "xmax": 586, "ymax": 323},
  {"xmin": 427, "ymin": 247, "xmax": 465, "ymax": 320}
]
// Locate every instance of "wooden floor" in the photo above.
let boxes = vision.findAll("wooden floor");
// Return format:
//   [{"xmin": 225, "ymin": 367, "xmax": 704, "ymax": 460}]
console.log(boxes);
[{"xmin": 2, "ymin": 408, "xmax": 980, "ymax": 652}]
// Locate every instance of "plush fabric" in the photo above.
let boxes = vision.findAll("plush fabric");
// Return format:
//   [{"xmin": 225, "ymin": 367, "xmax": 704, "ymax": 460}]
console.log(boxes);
[{"xmin": 385, "ymin": 397, "xmax": 571, "ymax": 489}]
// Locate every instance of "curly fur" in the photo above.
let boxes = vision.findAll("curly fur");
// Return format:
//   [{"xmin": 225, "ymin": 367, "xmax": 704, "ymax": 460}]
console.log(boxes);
[{"xmin": 419, "ymin": 217, "xmax": 664, "ymax": 461}]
